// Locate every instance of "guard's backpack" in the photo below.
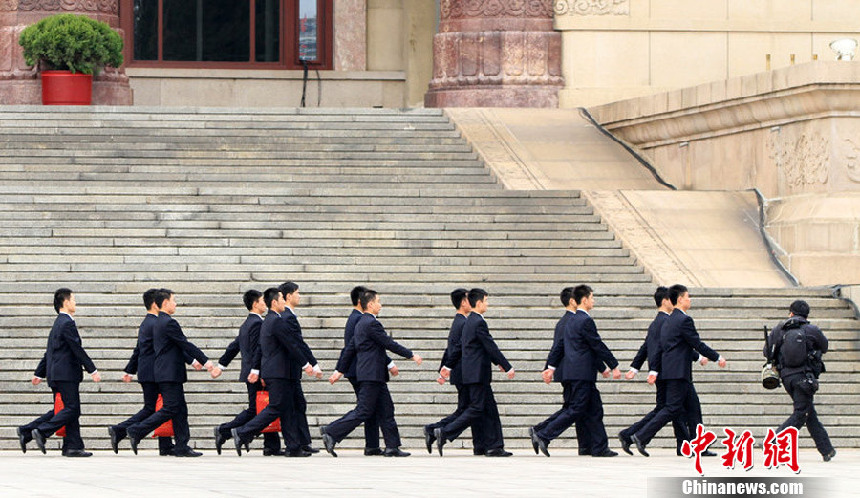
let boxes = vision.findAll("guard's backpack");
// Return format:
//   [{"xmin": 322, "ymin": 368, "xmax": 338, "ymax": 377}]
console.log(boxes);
[{"xmin": 780, "ymin": 320, "xmax": 808, "ymax": 369}]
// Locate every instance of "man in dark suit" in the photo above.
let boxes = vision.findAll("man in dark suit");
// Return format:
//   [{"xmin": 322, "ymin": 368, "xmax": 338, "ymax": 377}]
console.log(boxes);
[
  {"xmin": 630, "ymin": 284, "xmax": 726, "ymax": 457},
  {"xmin": 210, "ymin": 290, "xmax": 282, "ymax": 456},
  {"xmin": 108, "ymin": 288, "xmax": 178, "ymax": 455},
  {"xmin": 231, "ymin": 287, "xmax": 316, "ymax": 457},
  {"xmin": 323, "ymin": 289, "xmax": 422, "ymax": 457},
  {"xmin": 18, "ymin": 288, "xmax": 100, "ymax": 457},
  {"xmin": 423, "ymin": 288, "xmax": 485, "ymax": 455},
  {"xmin": 618, "ymin": 286, "xmax": 691, "ymax": 456},
  {"xmin": 436, "ymin": 288, "xmax": 514, "ymax": 457},
  {"xmin": 126, "ymin": 289, "xmax": 213, "ymax": 457},
  {"xmin": 342, "ymin": 285, "xmax": 398, "ymax": 456},
  {"xmin": 532, "ymin": 285, "xmax": 621, "ymax": 457},
  {"xmin": 531, "ymin": 287, "xmax": 593, "ymax": 456},
  {"xmin": 764, "ymin": 300, "xmax": 835, "ymax": 461}
]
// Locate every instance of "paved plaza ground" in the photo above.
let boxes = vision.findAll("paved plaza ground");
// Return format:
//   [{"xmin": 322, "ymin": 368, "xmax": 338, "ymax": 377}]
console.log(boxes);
[{"xmin": 0, "ymin": 449, "xmax": 856, "ymax": 497}]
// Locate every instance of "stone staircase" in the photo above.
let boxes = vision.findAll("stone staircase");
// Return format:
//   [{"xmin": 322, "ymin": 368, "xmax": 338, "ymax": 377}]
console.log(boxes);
[{"xmin": 0, "ymin": 106, "xmax": 857, "ymax": 453}]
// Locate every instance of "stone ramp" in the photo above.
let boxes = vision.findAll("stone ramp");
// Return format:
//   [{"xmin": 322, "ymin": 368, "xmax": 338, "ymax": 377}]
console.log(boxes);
[{"xmin": 0, "ymin": 107, "xmax": 857, "ymax": 453}]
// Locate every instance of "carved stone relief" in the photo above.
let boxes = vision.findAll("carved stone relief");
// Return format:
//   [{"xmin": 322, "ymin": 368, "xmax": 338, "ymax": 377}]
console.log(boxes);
[
  {"xmin": 11, "ymin": 0, "xmax": 118, "ymax": 14},
  {"xmin": 442, "ymin": 0, "xmax": 553, "ymax": 19},
  {"xmin": 843, "ymin": 138, "xmax": 860, "ymax": 183},
  {"xmin": 768, "ymin": 132, "xmax": 830, "ymax": 188},
  {"xmin": 554, "ymin": 0, "xmax": 629, "ymax": 16}
]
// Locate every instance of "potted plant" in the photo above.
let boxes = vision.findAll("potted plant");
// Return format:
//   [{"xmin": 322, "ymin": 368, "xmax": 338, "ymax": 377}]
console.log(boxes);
[{"xmin": 19, "ymin": 13, "xmax": 124, "ymax": 105}]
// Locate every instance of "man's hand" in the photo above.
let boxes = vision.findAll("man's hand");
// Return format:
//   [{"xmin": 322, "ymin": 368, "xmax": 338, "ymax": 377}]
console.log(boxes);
[
  {"xmin": 329, "ymin": 371, "xmax": 343, "ymax": 385},
  {"xmin": 439, "ymin": 367, "xmax": 450, "ymax": 380},
  {"xmin": 700, "ymin": 357, "xmax": 709, "ymax": 366},
  {"xmin": 260, "ymin": 378, "xmax": 266, "ymax": 388},
  {"xmin": 210, "ymin": 367, "xmax": 222, "ymax": 379},
  {"xmin": 247, "ymin": 372, "xmax": 259, "ymax": 384},
  {"xmin": 204, "ymin": 361, "xmax": 214, "ymax": 372},
  {"xmin": 91, "ymin": 372, "xmax": 101, "ymax": 383},
  {"xmin": 31, "ymin": 377, "xmax": 41, "ymax": 386},
  {"xmin": 647, "ymin": 373, "xmax": 657, "ymax": 385},
  {"xmin": 312, "ymin": 364, "xmax": 323, "ymax": 379},
  {"xmin": 541, "ymin": 369, "xmax": 553, "ymax": 384},
  {"xmin": 436, "ymin": 376, "xmax": 446, "ymax": 385},
  {"xmin": 601, "ymin": 368, "xmax": 611, "ymax": 379},
  {"xmin": 412, "ymin": 355, "xmax": 422, "ymax": 366},
  {"xmin": 304, "ymin": 364, "xmax": 314, "ymax": 375},
  {"xmin": 612, "ymin": 368, "xmax": 622, "ymax": 380},
  {"xmin": 122, "ymin": 373, "xmax": 133, "ymax": 383},
  {"xmin": 389, "ymin": 365, "xmax": 399, "ymax": 377},
  {"xmin": 192, "ymin": 359, "xmax": 202, "ymax": 371},
  {"xmin": 625, "ymin": 370, "xmax": 637, "ymax": 380},
  {"xmin": 506, "ymin": 368, "xmax": 515, "ymax": 380},
  {"xmin": 718, "ymin": 357, "xmax": 727, "ymax": 368}
]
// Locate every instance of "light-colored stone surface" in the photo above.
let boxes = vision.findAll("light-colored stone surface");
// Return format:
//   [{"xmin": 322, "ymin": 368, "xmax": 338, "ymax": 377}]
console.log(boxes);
[
  {"xmin": 335, "ymin": 0, "xmax": 368, "ymax": 72},
  {"xmin": 0, "ymin": 450, "xmax": 856, "ymax": 497}
]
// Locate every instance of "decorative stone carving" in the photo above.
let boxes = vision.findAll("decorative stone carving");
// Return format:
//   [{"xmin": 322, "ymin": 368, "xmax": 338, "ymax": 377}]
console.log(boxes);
[
  {"xmin": 768, "ymin": 133, "xmax": 830, "ymax": 187},
  {"xmin": 843, "ymin": 138, "xmax": 860, "ymax": 184},
  {"xmin": 442, "ymin": 0, "xmax": 553, "ymax": 19},
  {"xmin": 554, "ymin": 0, "xmax": 629, "ymax": 16},
  {"xmin": 15, "ymin": 0, "xmax": 118, "ymax": 14}
]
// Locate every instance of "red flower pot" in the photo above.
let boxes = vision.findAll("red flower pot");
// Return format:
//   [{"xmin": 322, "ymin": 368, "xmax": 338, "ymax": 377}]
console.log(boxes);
[{"xmin": 41, "ymin": 70, "xmax": 93, "ymax": 105}]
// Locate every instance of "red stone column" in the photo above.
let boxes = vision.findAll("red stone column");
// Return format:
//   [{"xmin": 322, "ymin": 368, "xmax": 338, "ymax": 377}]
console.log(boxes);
[
  {"xmin": 0, "ymin": 0, "xmax": 132, "ymax": 105},
  {"xmin": 425, "ymin": 0, "xmax": 563, "ymax": 108}
]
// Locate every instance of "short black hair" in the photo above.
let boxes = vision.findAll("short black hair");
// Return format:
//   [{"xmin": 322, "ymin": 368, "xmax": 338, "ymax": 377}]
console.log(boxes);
[
  {"xmin": 653, "ymin": 286, "xmax": 669, "ymax": 307},
  {"xmin": 359, "ymin": 289, "xmax": 378, "ymax": 310},
  {"xmin": 53, "ymin": 288, "xmax": 73, "ymax": 313},
  {"xmin": 789, "ymin": 299, "xmax": 810, "ymax": 318},
  {"xmin": 143, "ymin": 288, "xmax": 158, "ymax": 310},
  {"xmin": 572, "ymin": 285, "xmax": 592, "ymax": 305},
  {"xmin": 451, "ymin": 288, "xmax": 468, "ymax": 309},
  {"xmin": 154, "ymin": 288, "xmax": 173, "ymax": 308},
  {"xmin": 243, "ymin": 289, "xmax": 263, "ymax": 311},
  {"xmin": 279, "ymin": 281, "xmax": 299, "ymax": 298},
  {"xmin": 668, "ymin": 284, "xmax": 688, "ymax": 305},
  {"xmin": 350, "ymin": 286, "xmax": 367, "ymax": 306},
  {"xmin": 263, "ymin": 287, "xmax": 281, "ymax": 309},
  {"xmin": 467, "ymin": 288, "xmax": 488, "ymax": 308},
  {"xmin": 560, "ymin": 287, "xmax": 575, "ymax": 307}
]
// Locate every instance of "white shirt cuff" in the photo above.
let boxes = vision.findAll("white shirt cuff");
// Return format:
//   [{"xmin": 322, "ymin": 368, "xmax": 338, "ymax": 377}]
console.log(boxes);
[
  {"xmin": 250, "ymin": 369, "xmax": 260, "ymax": 375},
  {"xmin": 718, "ymin": 356, "xmax": 724, "ymax": 362},
  {"xmin": 312, "ymin": 364, "xmax": 322, "ymax": 374},
  {"xmin": 36, "ymin": 376, "xmax": 46, "ymax": 380},
  {"xmin": 697, "ymin": 354, "xmax": 702, "ymax": 361},
  {"xmin": 123, "ymin": 371, "xmax": 134, "ymax": 376},
  {"xmin": 629, "ymin": 368, "xmax": 639, "ymax": 374},
  {"xmin": 302, "ymin": 362, "xmax": 311, "ymax": 369},
  {"xmin": 217, "ymin": 364, "xmax": 228, "ymax": 371},
  {"xmin": 648, "ymin": 371, "xmax": 658, "ymax": 377},
  {"xmin": 91, "ymin": 370, "xmax": 99, "ymax": 375},
  {"xmin": 547, "ymin": 365, "xmax": 556, "ymax": 370},
  {"xmin": 387, "ymin": 361, "xmax": 396, "ymax": 369},
  {"xmin": 441, "ymin": 366, "xmax": 451, "ymax": 372}
]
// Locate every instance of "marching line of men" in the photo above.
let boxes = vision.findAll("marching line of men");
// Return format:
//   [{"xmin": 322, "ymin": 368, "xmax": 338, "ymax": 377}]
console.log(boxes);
[{"xmin": 22, "ymin": 283, "xmax": 840, "ymax": 460}]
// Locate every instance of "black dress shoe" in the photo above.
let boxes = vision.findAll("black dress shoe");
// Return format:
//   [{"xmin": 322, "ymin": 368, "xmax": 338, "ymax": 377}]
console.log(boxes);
[
  {"xmin": 592, "ymin": 449, "xmax": 618, "ymax": 457},
  {"xmin": 31, "ymin": 429, "xmax": 47, "ymax": 454},
  {"xmin": 630, "ymin": 434, "xmax": 649, "ymax": 457},
  {"xmin": 423, "ymin": 426, "xmax": 436, "ymax": 454},
  {"xmin": 485, "ymin": 448, "xmax": 513, "ymax": 457},
  {"xmin": 528, "ymin": 427, "xmax": 539, "ymax": 455},
  {"xmin": 618, "ymin": 432, "xmax": 633, "ymax": 455},
  {"xmin": 287, "ymin": 449, "xmax": 313, "ymax": 457},
  {"xmin": 128, "ymin": 432, "xmax": 141, "ymax": 455},
  {"xmin": 109, "ymin": 426, "xmax": 121, "ymax": 454},
  {"xmin": 579, "ymin": 449, "xmax": 592, "ymax": 456},
  {"xmin": 159, "ymin": 449, "xmax": 175, "ymax": 456},
  {"xmin": 213, "ymin": 426, "xmax": 225, "ymax": 455},
  {"xmin": 17, "ymin": 427, "xmax": 29, "ymax": 454},
  {"xmin": 701, "ymin": 450, "xmax": 718, "ymax": 457},
  {"xmin": 174, "ymin": 449, "xmax": 203, "ymax": 457},
  {"xmin": 319, "ymin": 426, "xmax": 337, "ymax": 458},
  {"xmin": 302, "ymin": 445, "xmax": 320, "ymax": 454},
  {"xmin": 473, "ymin": 448, "xmax": 486, "ymax": 456},
  {"xmin": 434, "ymin": 428, "xmax": 445, "ymax": 457},
  {"xmin": 823, "ymin": 449, "xmax": 836, "ymax": 462},
  {"xmin": 263, "ymin": 448, "xmax": 287, "ymax": 456},
  {"xmin": 383, "ymin": 447, "xmax": 411, "ymax": 457},
  {"xmin": 364, "ymin": 447, "xmax": 384, "ymax": 456},
  {"xmin": 63, "ymin": 449, "xmax": 93, "ymax": 458},
  {"xmin": 231, "ymin": 428, "xmax": 248, "ymax": 457}
]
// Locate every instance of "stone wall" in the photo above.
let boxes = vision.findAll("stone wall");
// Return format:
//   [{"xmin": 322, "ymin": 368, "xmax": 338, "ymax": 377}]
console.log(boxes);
[{"xmin": 589, "ymin": 61, "xmax": 860, "ymax": 286}]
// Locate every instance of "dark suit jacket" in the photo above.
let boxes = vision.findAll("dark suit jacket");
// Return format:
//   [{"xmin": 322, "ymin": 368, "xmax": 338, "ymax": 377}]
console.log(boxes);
[
  {"xmin": 659, "ymin": 309, "xmax": 719, "ymax": 381},
  {"xmin": 458, "ymin": 313, "xmax": 512, "ymax": 385},
  {"xmin": 630, "ymin": 311, "xmax": 670, "ymax": 374},
  {"xmin": 336, "ymin": 313, "xmax": 413, "ymax": 383},
  {"xmin": 343, "ymin": 309, "xmax": 363, "ymax": 379},
  {"xmin": 544, "ymin": 311, "xmax": 575, "ymax": 383},
  {"xmin": 260, "ymin": 310, "xmax": 308, "ymax": 380},
  {"xmin": 125, "ymin": 313, "xmax": 194, "ymax": 382},
  {"xmin": 34, "ymin": 313, "xmax": 97, "ymax": 385},
  {"xmin": 439, "ymin": 313, "xmax": 468, "ymax": 386},
  {"xmin": 550, "ymin": 310, "xmax": 618, "ymax": 382},
  {"xmin": 152, "ymin": 312, "xmax": 209, "ymax": 384},
  {"xmin": 218, "ymin": 313, "xmax": 264, "ymax": 381}
]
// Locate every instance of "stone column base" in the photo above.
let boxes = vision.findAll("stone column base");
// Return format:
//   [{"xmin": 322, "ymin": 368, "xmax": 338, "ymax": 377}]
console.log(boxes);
[{"xmin": 425, "ymin": 85, "xmax": 560, "ymax": 108}]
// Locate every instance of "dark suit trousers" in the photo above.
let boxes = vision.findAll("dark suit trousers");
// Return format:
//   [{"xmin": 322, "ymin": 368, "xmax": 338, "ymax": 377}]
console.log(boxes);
[
  {"xmin": 31, "ymin": 382, "xmax": 84, "ymax": 451},
  {"xmin": 127, "ymin": 382, "xmax": 191, "ymax": 451},
  {"xmin": 218, "ymin": 381, "xmax": 280, "ymax": 451},
  {"xmin": 327, "ymin": 381, "xmax": 401, "ymax": 449},
  {"xmin": 426, "ymin": 384, "xmax": 486, "ymax": 452},
  {"xmin": 293, "ymin": 380, "xmax": 311, "ymax": 447},
  {"xmin": 236, "ymin": 378, "xmax": 302, "ymax": 451},
  {"xmin": 777, "ymin": 373, "xmax": 834, "ymax": 456},
  {"xmin": 441, "ymin": 383, "xmax": 505, "ymax": 451},
  {"xmin": 535, "ymin": 381, "xmax": 609, "ymax": 454},
  {"xmin": 621, "ymin": 379, "xmax": 689, "ymax": 450},
  {"xmin": 350, "ymin": 377, "xmax": 382, "ymax": 449},
  {"xmin": 534, "ymin": 382, "xmax": 592, "ymax": 453},
  {"xmin": 634, "ymin": 378, "xmax": 701, "ymax": 445},
  {"xmin": 111, "ymin": 382, "xmax": 174, "ymax": 453}
]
